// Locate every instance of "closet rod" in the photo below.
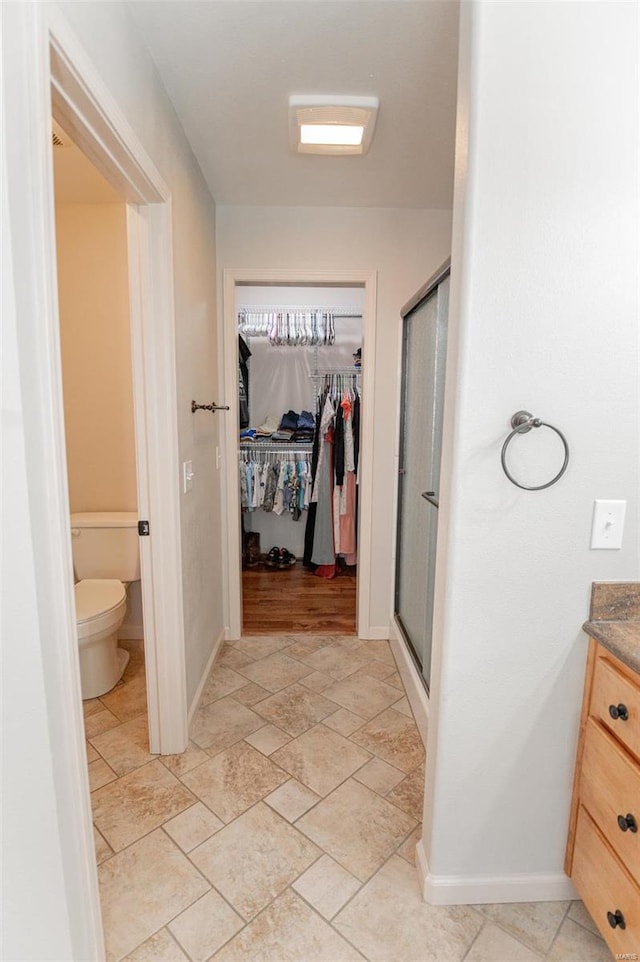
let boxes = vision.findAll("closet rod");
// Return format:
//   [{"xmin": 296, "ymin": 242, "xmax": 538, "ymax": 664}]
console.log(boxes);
[
  {"xmin": 239, "ymin": 442, "xmax": 313, "ymax": 451},
  {"xmin": 238, "ymin": 307, "xmax": 362, "ymax": 319}
]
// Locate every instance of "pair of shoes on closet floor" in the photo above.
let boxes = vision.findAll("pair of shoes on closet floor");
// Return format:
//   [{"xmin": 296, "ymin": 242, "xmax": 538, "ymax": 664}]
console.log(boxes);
[{"xmin": 265, "ymin": 546, "xmax": 297, "ymax": 569}]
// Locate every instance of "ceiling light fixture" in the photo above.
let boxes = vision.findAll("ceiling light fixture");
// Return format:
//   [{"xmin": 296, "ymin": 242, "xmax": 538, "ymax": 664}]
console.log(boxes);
[{"xmin": 289, "ymin": 95, "xmax": 379, "ymax": 156}]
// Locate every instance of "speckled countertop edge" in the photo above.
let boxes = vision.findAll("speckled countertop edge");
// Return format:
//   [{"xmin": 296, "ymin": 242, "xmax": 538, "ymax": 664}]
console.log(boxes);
[
  {"xmin": 583, "ymin": 582, "xmax": 640, "ymax": 675},
  {"xmin": 582, "ymin": 619, "xmax": 640, "ymax": 676}
]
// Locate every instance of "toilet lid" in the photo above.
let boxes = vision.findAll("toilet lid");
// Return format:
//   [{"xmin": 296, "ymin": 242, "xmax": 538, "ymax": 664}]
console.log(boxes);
[{"xmin": 75, "ymin": 580, "xmax": 126, "ymax": 623}]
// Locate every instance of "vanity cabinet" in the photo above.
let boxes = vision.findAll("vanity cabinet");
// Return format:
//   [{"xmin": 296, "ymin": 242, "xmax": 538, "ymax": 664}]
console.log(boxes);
[{"xmin": 566, "ymin": 640, "xmax": 640, "ymax": 957}]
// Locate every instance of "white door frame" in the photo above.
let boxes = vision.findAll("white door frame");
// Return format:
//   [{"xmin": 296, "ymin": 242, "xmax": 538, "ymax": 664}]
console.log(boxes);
[
  {"xmin": 4, "ymin": 5, "xmax": 187, "ymax": 954},
  {"xmin": 222, "ymin": 268, "xmax": 378, "ymax": 639}
]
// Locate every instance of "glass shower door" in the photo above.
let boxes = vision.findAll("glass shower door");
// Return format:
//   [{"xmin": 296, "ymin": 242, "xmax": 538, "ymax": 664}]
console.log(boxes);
[{"xmin": 394, "ymin": 268, "xmax": 449, "ymax": 691}]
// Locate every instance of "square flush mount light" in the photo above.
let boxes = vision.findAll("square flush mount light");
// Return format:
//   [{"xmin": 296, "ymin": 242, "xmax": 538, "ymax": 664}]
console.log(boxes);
[{"xmin": 289, "ymin": 95, "xmax": 379, "ymax": 156}]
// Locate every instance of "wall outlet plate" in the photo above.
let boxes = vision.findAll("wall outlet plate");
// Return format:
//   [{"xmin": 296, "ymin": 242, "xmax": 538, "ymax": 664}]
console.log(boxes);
[{"xmin": 590, "ymin": 499, "xmax": 626, "ymax": 549}]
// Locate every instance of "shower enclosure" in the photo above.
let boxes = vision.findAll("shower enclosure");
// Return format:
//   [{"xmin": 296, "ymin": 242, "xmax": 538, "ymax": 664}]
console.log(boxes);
[{"xmin": 394, "ymin": 261, "xmax": 450, "ymax": 693}]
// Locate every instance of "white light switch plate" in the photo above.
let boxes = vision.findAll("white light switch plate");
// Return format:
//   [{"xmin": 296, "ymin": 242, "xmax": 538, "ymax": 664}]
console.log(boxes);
[{"xmin": 590, "ymin": 499, "xmax": 626, "ymax": 549}]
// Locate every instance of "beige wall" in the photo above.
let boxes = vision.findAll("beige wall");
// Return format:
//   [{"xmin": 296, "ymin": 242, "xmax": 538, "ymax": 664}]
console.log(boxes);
[
  {"xmin": 217, "ymin": 205, "xmax": 452, "ymax": 633},
  {"xmin": 55, "ymin": 202, "xmax": 137, "ymax": 513}
]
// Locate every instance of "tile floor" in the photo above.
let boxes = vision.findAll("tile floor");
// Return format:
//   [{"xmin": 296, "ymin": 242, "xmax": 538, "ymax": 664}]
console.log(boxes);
[{"xmin": 84, "ymin": 636, "xmax": 613, "ymax": 962}]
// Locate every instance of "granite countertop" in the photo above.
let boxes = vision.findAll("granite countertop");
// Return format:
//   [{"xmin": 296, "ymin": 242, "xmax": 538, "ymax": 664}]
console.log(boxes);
[{"xmin": 583, "ymin": 582, "xmax": 640, "ymax": 676}]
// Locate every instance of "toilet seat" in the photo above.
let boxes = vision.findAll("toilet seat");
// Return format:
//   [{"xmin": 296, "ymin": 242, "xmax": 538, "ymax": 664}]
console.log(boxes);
[{"xmin": 75, "ymin": 579, "xmax": 126, "ymax": 641}]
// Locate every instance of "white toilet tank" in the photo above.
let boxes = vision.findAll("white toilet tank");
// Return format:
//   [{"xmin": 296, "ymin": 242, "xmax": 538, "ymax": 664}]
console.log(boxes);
[{"xmin": 70, "ymin": 512, "xmax": 141, "ymax": 581}]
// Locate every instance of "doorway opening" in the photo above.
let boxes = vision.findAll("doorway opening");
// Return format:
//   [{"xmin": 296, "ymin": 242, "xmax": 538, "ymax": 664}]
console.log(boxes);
[
  {"xmin": 237, "ymin": 285, "xmax": 363, "ymax": 634},
  {"xmin": 222, "ymin": 269, "xmax": 377, "ymax": 642}
]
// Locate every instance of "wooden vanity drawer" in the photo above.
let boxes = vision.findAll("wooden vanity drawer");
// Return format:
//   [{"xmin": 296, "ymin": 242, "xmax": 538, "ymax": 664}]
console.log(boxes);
[
  {"xmin": 590, "ymin": 655, "xmax": 640, "ymax": 761},
  {"xmin": 572, "ymin": 806, "xmax": 640, "ymax": 958},
  {"xmin": 579, "ymin": 717, "xmax": 640, "ymax": 885}
]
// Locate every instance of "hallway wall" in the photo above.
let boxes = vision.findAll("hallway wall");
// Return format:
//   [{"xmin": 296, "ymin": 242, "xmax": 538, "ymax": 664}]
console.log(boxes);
[
  {"xmin": 422, "ymin": 0, "xmax": 639, "ymax": 900},
  {"xmin": 217, "ymin": 205, "xmax": 453, "ymax": 633},
  {"xmin": 57, "ymin": 1, "xmax": 224, "ymax": 703}
]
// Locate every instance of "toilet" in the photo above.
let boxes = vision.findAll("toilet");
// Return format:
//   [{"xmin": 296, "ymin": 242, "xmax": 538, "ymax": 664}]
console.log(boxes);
[{"xmin": 70, "ymin": 511, "xmax": 140, "ymax": 699}]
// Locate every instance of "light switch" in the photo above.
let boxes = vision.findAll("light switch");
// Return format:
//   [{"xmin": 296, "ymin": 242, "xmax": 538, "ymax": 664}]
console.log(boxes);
[
  {"xmin": 590, "ymin": 499, "xmax": 626, "ymax": 549},
  {"xmin": 183, "ymin": 460, "xmax": 194, "ymax": 494}
]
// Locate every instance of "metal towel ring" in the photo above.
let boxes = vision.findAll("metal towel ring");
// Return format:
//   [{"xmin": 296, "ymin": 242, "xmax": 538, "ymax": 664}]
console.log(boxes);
[{"xmin": 501, "ymin": 411, "xmax": 569, "ymax": 491}]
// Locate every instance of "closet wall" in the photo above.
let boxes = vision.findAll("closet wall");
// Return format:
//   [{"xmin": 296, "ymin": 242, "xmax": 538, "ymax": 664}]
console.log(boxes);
[{"xmin": 238, "ymin": 285, "xmax": 364, "ymax": 557}]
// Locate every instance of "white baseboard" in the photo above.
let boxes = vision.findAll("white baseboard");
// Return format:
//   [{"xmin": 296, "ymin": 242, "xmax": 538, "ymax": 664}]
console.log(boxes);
[
  {"xmin": 389, "ymin": 617, "xmax": 429, "ymax": 750},
  {"xmin": 415, "ymin": 841, "xmax": 578, "ymax": 905},
  {"xmin": 118, "ymin": 624, "xmax": 144, "ymax": 640},
  {"xmin": 187, "ymin": 629, "xmax": 225, "ymax": 725},
  {"xmin": 359, "ymin": 626, "xmax": 389, "ymax": 640}
]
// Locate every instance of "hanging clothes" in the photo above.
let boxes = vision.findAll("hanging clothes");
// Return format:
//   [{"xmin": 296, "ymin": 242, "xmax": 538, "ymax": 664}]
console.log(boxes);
[{"xmin": 238, "ymin": 335, "xmax": 252, "ymax": 428}]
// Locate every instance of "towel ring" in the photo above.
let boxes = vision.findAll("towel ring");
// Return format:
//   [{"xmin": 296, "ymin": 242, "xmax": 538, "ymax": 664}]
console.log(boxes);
[{"xmin": 501, "ymin": 411, "xmax": 569, "ymax": 491}]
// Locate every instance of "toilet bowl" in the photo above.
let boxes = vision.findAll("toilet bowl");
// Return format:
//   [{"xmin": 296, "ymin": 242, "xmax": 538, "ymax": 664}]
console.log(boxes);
[{"xmin": 75, "ymin": 579, "xmax": 129, "ymax": 699}]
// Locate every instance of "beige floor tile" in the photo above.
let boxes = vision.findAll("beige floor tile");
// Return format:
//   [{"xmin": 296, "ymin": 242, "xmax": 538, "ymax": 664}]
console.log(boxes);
[
  {"xmin": 93, "ymin": 826, "xmax": 113, "ymax": 864},
  {"xmin": 334, "ymin": 854, "xmax": 483, "ymax": 961},
  {"xmin": 199, "ymin": 665, "xmax": 249, "ymax": 706},
  {"xmin": 99, "ymin": 829, "xmax": 210, "ymax": 962},
  {"xmin": 212, "ymin": 889, "xmax": 365, "ymax": 961},
  {"xmin": 465, "ymin": 922, "xmax": 543, "ymax": 961},
  {"xmin": 168, "ymin": 890, "xmax": 244, "ymax": 962},
  {"xmin": 89, "ymin": 757, "xmax": 118, "ymax": 792},
  {"xmin": 322, "ymin": 707, "xmax": 366, "ymax": 736},
  {"xmin": 84, "ymin": 705, "xmax": 121, "ymax": 739},
  {"xmin": 271, "ymin": 724, "xmax": 371, "ymax": 796},
  {"xmin": 217, "ymin": 645, "xmax": 255, "ymax": 670},
  {"xmin": 292, "ymin": 853, "xmax": 362, "ymax": 920},
  {"xmin": 234, "ymin": 635, "xmax": 292, "ymax": 659},
  {"xmin": 123, "ymin": 929, "xmax": 190, "ymax": 962},
  {"xmin": 190, "ymin": 696, "xmax": 264, "ymax": 753},
  {"xmin": 163, "ymin": 801, "xmax": 224, "ymax": 852},
  {"xmin": 285, "ymin": 636, "xmax": 333, "ymax": 658},
  {"xmin": 237, "ymin": 651, "xmax": 313, "ymax": 692},
  {"xmin": 83, "ymin": 697, "xmax": 103, "ymax": 717},
  {"xmin": 99, "ymin": 671, "xmax": 147, "ymax": 723},
  {"xmin": 359, "ymin": 661, "xmax": 396, "ymax": 680},
  {"xmin": 351, "ymin": 707, "xmax": 425, "ymax": 773},
  {"xmin": 322, "ymin": 674, "xmax": 402, "ymax": 720},
  {"xmin": 357, "ymin": 639, "xmax": 396, "ymax": 665},
  {"xmin": 295, "ymin": 643, "xmax": 370, "ymax": 681},
  {"xmin": 479, "ymin": 900, "xmax": 570, "ymax": 955},
  {"xmin": 386, "ymin": 764, "xmax": 425, "ymax": 820},
  {"xmin": 159, "ymin": 740, "xmax": 210, "ymax": 777},
  {"xmin": 244, "ymin": 724, "xmax": 291, "ymax": 755},
  {"xmin": 297, "ymin": 669, "xmax": 334, "ymax": 692},
  {"xmin": 253, "ymin": 683, "xmax": 339, "ymax": 736},
  {"xmin": 392, "ymin": 695, "xmax": 414, "ymax": 717},
  {"xmin": 92, "ymin": 759, "xmax": 195, "ymax": 852},
  {"xmin": 331, "ymin": 635, "xmax": 368, "ymax": 652},
  {"xmin": 353, "ymin": 756, "xmax": 405, "ymax": 795},
  {"xmin": 567, "ymin": 900, "xmax": 600, "ymax": 938},
  {"xmin": 181, "ymin": 740, "xmax": 288, "ymax": 822},
  {"xmin": 89, "ymin": 715, "xmax": 152, "ymax": 776},
  {"xmin": 264, "ymin": 778, "xmax": 320, "ymax": 822},
  {"xmin": 233, "ymin": 682, "xmax": 270, "ymax": 706},
  {"xmin": 86, "ymin": 740, "xmax": 100, "ymax": 763},
  {"xmin": 397, "ymin": 824, "xmax": 422, "ymax": 865},
  {"xmin": 546, "ymin": 917, "xmax": 612, "ymax": 962},
  {"xmin": 190, "ymin": 802, "xmax": 321, "ymax": 920},
  {"xmin": 385, "ymin": 670, "xmax": 404, "ymax": 690},
  {"xmin": 297, "ymin": 779, "xmax": 416, "ymax": 881}
]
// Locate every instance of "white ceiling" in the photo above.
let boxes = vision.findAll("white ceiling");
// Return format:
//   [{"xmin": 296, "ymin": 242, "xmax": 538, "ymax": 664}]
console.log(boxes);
[{"xmin": 128, "ymin": 1, "xmax": 459, "ymax": 209}]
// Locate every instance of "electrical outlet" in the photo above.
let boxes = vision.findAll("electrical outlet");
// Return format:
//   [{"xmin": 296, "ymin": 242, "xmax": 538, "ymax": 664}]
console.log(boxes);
[{"xmin": 590, "ymin": 500, "xmax": 626, "ymax": 549}]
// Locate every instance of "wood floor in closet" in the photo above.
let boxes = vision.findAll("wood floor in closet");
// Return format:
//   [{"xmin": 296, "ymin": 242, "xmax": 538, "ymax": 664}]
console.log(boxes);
[{"xmin": 242, "ymin": 564, "xmax": 357, "ymax": 634}]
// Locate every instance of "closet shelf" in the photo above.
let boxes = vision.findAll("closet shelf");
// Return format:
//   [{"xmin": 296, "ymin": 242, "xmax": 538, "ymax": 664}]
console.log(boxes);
[{"xmin": 238, "ymin": 307, "xmax": 362, "ymax": 318}]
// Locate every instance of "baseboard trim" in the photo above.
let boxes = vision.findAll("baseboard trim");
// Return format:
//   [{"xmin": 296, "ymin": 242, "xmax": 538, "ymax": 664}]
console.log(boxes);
[
  {"xmin": 389, "ymin": 617, "xmax": 429, "ymax": 750},
  {"xmin": 415, "ymin": 841, "xmax": 578, "ymax": 905},
  {"xmin": 118, "ymin": 624, "xmax": 144, "ymax": 640},
  {"xmin": 359, "ymin": 626, "xmax": 389, "ymax": 640},
  {"xmin": 187, "ymin": 629, "xmax": 225, "ymax": 725}
]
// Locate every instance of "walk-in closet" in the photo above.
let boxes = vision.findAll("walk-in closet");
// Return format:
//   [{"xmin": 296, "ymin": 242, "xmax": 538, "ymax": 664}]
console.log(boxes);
[{"xmin": 236, "ymin": 285, "xmax": 364, "ymax": 634}]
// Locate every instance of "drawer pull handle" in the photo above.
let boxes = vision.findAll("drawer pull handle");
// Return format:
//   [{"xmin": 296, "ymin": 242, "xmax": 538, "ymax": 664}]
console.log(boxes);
[
  {"xmin": 609, "ymin": 703, "xmax": 629, "ymax": 721},
  {"xmin": 617, "ymin": 813, "xmax": 638, "ymax": 833},
  {"xmin": 607, "ymin": 910, "xmax": 626, "ymax": 930}
]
